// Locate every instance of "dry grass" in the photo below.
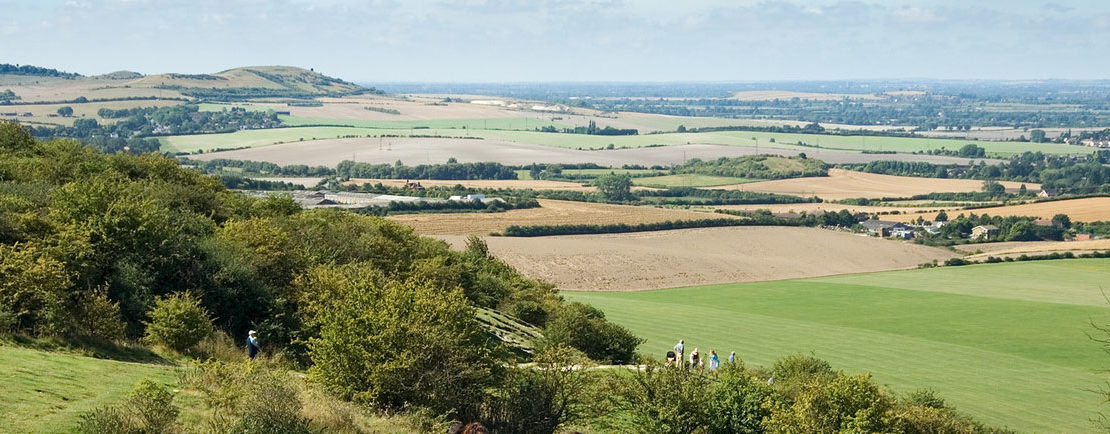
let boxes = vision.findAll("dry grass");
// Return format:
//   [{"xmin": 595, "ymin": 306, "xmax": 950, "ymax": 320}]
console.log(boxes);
[
  {"xmin": 959, "ymin": 239, "xmax": 1110, "ymax": 260},
  {"xmin": 0, "ymin": 99, "xmax": 181, "ymax": 126},
  {"xmin": 885, "ymin": 197, "xmax": 1110, "ymax": 223},
  {"xmin": 709, "ymin": 202, "xmax": 960, "ymax": 216},
  {"xmin": 713, "ymin": 169, "xmax": 1037, "ymax": 200},
  {"xmin": 437, "ymin": 226, "xmax": 957, "ymax": 291},
  {"xmin": 388, "ymin": 199, "xmax": 730, "ymax": 235}
]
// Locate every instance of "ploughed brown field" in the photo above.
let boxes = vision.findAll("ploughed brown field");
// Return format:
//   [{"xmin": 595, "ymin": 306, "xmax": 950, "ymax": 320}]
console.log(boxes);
[
  {"xmin": 884, "ymin": 197, "xmax": 1110, "ymax": 223},
  {"xmin": 437, "ymin": 226, "xmax": 958, "ymax": 291},
  {"xmin": 710, "ymin": 202, "xmax": 959, "ymax": 216},
  {"xmin": 713, "ymin": 169, "xmax": 1037, "ymax": 200},
  {"xmin": 388, "ymin": 199, "xmax": 730, "ymax": 235},
  {"xmin": 345, "ymin": 178, "xmax": 599, "ymax": 191}
]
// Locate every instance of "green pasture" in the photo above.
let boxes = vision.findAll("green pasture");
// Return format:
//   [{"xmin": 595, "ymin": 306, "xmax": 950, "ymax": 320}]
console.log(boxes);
[
  {"xmin": 0, "ymin": 345, "xmax": 186, "ymax": 433},
  {"xmin": 565, "ymin": 259, "xmax": 1110, "ymax": 433},
  {"xmin": 160, "ymin": 124, "xmax": 1094, "ymax": 157},
  {"xmin": 632, "ymin": 174, "xmax": 757, "ymax": 188},
  {"xmin": 279, "ymin": 115, "xmax": 573, "ymax": 131}
]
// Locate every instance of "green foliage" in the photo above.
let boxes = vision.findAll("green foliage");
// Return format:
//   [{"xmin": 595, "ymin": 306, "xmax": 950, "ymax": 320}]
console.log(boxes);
[
  {"xmin": 77, "ymin": 379, "xmax": 179, "ymax": 434},
  {"xmin": 676, "ymin": 155, "xmax": 827, "ymax": 179},
  {"xmin": 180, "ymin": 360, "xmax": 310, "ymax": 433},
  {"xmin": 765, "ymin": 373, "xmax": 894, "ymax": 434},
  {"xmin": 594, "ymin": 173, "xmax": 634, "ymax": 201},
  {"xmin": 337, "ymin": 160, "xmax": 518, "ymax": 180},
  {"xmin": 485, "ymin": 345, "xmax": 598, "ymax": 434},
  {"xmin": 143, "ymin": 293, "xmax": 212, "ymax": 352},
  {"xmin": 305, "ymin": 266, "xmax": 504, "ymax": 417},
  {"xmin": 603, "ymin": 363, "xmax": 713, "ymax": 434},
  {"xmin": 543, "ymin": 302, "xmax": 642, "ymax": 364},
  {"xmin": 706, "ymin": 363, "xmax": 773, "ymax": 434},
  {"xmin": 0, "ymin": 243, "xmax": 70, "ymax": 334}
]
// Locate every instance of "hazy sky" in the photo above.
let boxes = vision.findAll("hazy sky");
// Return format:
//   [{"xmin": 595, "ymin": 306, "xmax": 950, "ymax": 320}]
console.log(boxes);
[{"xmin": 2, "ymin": 0, "xmax": 1108, "ymax": 82}]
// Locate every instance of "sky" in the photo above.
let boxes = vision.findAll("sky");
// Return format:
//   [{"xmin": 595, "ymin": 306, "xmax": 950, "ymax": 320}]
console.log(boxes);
[{"xmin": 1, "ymin": 0, "xmax": 1109, "ymax": 82}]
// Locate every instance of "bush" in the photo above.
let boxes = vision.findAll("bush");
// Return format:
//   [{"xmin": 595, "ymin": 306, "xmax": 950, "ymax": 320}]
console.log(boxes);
[
  {"xmin": 306, "ymin": 267, "xmax": 503, "ymax": 417},
  {"xmin": 69, "ymin": 288, "xmax": 126, "ymax": 341},
  {"xmin": 706, "ymin": 363, "xmax": 773, "ymax": 434},
  {"xmin": 765, "ymin": 374, "xmax": 894, "ymax": 434},
  {"xmin": 543, "ymin": 302, "xmax": 642, "ymax": 364},
  {"xmin": 485, "ymin": 346, "xmax": 598, "ymax": 434},
  {"xmin": 0, "ymin": 243, "xmax": 70, "ymax": 334},
  {"xmin": 603, "ymin": 363, "xmax": 712, "ymax": 434},
  {"xmin": 78, "ymin": 379, "xmax": 179, "ymax": 434},
  {"xmin": 143, "ymin": 293, "xmax": 212, "ymax": 352},
  {"xmin": 180, "ymin": 360, "xmax": 309, "ymax": 433}
]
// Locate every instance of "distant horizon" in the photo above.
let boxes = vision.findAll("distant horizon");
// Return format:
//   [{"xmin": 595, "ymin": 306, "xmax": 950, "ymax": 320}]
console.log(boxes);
[{"xmin": 3, "ymin": 0, "xmax": 1109, "ymax": 82}]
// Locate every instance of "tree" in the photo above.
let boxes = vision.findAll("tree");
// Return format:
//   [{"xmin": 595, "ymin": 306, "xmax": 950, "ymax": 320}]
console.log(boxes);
[
  {"xmin": 594, "ymin": 173, "xmax": 633, "ymax": 202},
  {"xmin": 981, "ymin": 180, "xmax": 1006, "ymax": 196},
  {"xmin": 143, "ymin": 292, "xmax": 213, "ymax": 352},
  {"xmin": 57, "ymin": 106, "xmax": 74, "ymax": 117},
  {"xmin": 487, "ymin": 346, "xmax": 599, "ymax": 434},
  {"xmin": 1030, "ymin": 129, "xmax": 1047, "ymax": 143},
  {"xmin": 544, "ymin": 302, "xmax": 642, "ymax": 364},
  {"xmin": 934, "ymin": 211, "xmax": 949, "ymax": 222},
  {"xmin": 677, "ymin": 125, "xmax": 687, "ymax": 133},
  {"xmin": 1052, "ymin": 213, "xmax": 1071, "ymax": 229}
]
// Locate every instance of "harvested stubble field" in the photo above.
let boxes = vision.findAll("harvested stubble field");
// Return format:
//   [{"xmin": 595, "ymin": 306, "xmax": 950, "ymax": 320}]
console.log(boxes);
[
  {"xmin": 565, "ymin": 259, "xmax": 1110, "ymax": 433},
  {"xmin": 958, "ymin": 239, "xmax": 1110, "ymax": 260},
  {"xmin": 188, "ymin": 133, "xmax": 999, "ymax": 167},
  {"xmin": 345, "ymin": 178, "xmax": 598, "ymax": 191},
  {"xmin": 884, "ymin": 197, "xmax": 1110, "ymax": 223},
  {"xmin": 713, "ymin": 168, "xmax": 1037, "ymax": 201},
  {"xmin": 388, "ymin": 199, "xmax": 728, "ymax": 235},
  {"xmin": 709, "ymin": 202, "xmax": 959, "ymax": 216},
  {"xmin": 438, "ymin": 226, "xmax": 956, "ymax": 291}
]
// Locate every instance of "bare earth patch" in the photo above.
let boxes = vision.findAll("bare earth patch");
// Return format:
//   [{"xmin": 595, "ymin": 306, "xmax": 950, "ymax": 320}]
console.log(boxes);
[
  {"xmin": 388, "ymin": 199, "xmax": 729, "ymax": 235},
  {"xmin": 437, "ymin": 226, "xmax": 958, "ymax": 291},
  {"xmin": 713, "ymin": 169, "xmax": 1037, "ymax": 200}
]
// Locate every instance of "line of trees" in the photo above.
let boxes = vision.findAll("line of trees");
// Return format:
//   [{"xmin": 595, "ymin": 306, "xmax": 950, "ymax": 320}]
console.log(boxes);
[{"xmin": 336, "ymin": 159, "xmax": 518, "ymax": 180}]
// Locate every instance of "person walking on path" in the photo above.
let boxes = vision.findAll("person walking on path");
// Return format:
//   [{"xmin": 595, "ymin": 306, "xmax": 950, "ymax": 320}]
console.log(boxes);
[
  {"xmin": 247, "ymin": 330, "xmax": 260, "ymax": 360},
  {"xmin": 690, "ymin": 348, "xmax": 701, "ymax": 372},
  {"xmin": 674, "ymin": 339, "xmax": 685, "ymax": 369},
  {"xmin": 708, "ymin": 350, "xmax": 720, "ymax": 374},
  {"xmin": 728, "ymin": 351, "xmax": 736, "ymax": 365}
]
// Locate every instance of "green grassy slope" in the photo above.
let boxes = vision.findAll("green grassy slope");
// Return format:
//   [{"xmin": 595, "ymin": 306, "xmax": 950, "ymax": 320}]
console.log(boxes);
[
  {"xmin": 564, "ymin": 259, "xmax": 1110, "ymax": 433},
  {"xmin": 0, "ymin": 345, "xmax": 181, "ymax": 433}
]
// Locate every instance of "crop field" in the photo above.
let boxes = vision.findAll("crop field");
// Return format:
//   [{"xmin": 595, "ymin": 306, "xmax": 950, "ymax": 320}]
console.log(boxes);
[
  {"xmin": 0, "ymin": 99, "xmax": 181, "ymax": 126},
  {"xmin": 345, "ymin": 178, "xmax": 596, "ymax": 191},
  {"xmin": 884, "ymin": 197, "xmax": 1110, "ymax": 223},
  {"xmin": 160, "ymin": 123, "xmax": 1090, "ymax": 158},
  {"xmin": 279, "ymin": 115, "xmax": 571, "ymax": 131},
  {"xmin": 565, "ymin": 259, "xmax": 1110, "ymax": 433},
  {"xmin": 439, "ymin": 226, "xmax": 956, "ymax": 291},
  {"xmin": 959, "ymin": 239, "xmax": 1110, "ymax": 260},
  {"xmin": 715, "ymin": 168, "xmax": 1036, "ymax": 200},
  {"xmin": 514, "ymin": 168, "xmax": 662, "ymax": 180},
  {"xmin": 631, "ymin": 174, "xmax": 758, "ymax": 188},
  {"xmin": 388, "ymin": 199, "xmax": 729, "ymax": 235},
  {"xmin": 709, "ymin": 202, "xmax": 959, "ymax": 216}
]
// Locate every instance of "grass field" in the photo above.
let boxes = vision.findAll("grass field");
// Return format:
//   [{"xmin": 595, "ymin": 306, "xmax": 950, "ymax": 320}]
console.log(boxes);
[
  {"xmin": 884, "ymin": 197, "xmax": 1110, "ymax": 223},
  {"xmin": 564, "ymin": 259, "xmax": 1110, "ymax": 433},
  {"xmin": 0, "ymin": 345, "xmax": 183, "ymax": 433},
  {"xmin": 160, "ymin": 125, "xmax": 1093, "ymax": 157},
  {"xmin": 632, "ymin": 174, "xmax": 758, "ymax": 188},
  {"xmin": 279, "ymin": 115, "xmax": 572, "ymax": 131}
]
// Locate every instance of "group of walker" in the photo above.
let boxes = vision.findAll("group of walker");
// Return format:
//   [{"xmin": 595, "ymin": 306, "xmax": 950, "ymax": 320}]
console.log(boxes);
[{"xmin": 666, "ymin": 339, "xmax": 735, "ymax": 372}]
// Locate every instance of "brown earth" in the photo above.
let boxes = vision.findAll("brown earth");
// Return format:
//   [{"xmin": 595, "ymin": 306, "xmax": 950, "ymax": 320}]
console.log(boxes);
[
  {"xmin": 709, "ymin": 202, "xmax": 960, "ymax": 216},
  {"xmin": 714, "ymin": 169, "xmax": 1038, "ymax": 200},
  {"xmin": 388, "ymin": 199, "xmax": 730, "ymax": 235},
  {"xmin": 883, "ymin": 197, "xmax": 1110, "ymax": 223},
  {"xmin": 437, "ymin": 226, "xmax": 958, "ymax": 291}
]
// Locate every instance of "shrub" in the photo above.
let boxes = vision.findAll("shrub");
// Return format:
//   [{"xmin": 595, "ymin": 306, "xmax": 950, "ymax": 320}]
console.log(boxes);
[
  {"xmin": 543, "ymin": 302, "xmax": 642, "ymax": 364},
  {"xmin": 144, "ymin": 292, "xmax": 212, "ymax": 352},
  {"xmin": 0, "ymin": 243, "xmax": 70, "ymax": 334},
  {"xmin": 485, "ymin": 345, "xmax": 598, "ymax": 434},
  {"xmin": 765, "ymin": 374, "xmax": 894, "ymax": 434},
  {"xmin": 180, "ymin": 360, "xmax": 310, "ymax": 433},
  {"xmin": 78, "ymin": 379, "xmax": 179, "ymax": 434},
  {"xmin": 69, "ymin": 288, "xmax": 126, "ymax": 341},
  {"xmin": 706, "ymin": 363, "xmax": 773, "ymax": 434},
  {"xmin": 603, "ymin": 362, "xmax": 712, "ymax": 434},
  {"xmin": 306, "ymin": 269, "xmax": 503, "ymax": 418}
]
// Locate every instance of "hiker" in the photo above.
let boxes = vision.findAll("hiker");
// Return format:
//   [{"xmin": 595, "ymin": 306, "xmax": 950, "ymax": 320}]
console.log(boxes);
[
  {"xmin": 674, "ymin": 339, "xmax": 685, "ymax": 368},
  {"xmin": 461, "ymin": 422, "xmax": 489, "ymax": 434},
  {"xmin": 690, "ymin": 348, "xmax": 701, "ymax": 372},
  {"xmin": 708, "ymin": 350, "xmax": 720, "ymax": 373},
  {"xmin": 728, "ymin": 351, "xmax": 736, "ymax": 365},
  {"xmin": 247, "ymin": 330, "xmax": 260, "ymax": 360},
  {"xmin": 665, "ymin": 350, "xmax": 676, "ymax": 367}
]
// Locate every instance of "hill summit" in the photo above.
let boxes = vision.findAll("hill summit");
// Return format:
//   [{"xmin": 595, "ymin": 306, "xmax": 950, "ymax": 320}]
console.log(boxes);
[{"xmin": 128, "ymin": 65, "xmax": 371, "ymax": 100}]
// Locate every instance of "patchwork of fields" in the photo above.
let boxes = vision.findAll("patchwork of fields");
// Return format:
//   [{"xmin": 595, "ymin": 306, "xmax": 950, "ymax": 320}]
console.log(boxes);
[
  {"xmin": 884, "ymin": 196, "xmax": 1110, "ymax": 223},
  {"xmin": 565, "ymin": 259, "xmax": 1110, "ymax": 433}
]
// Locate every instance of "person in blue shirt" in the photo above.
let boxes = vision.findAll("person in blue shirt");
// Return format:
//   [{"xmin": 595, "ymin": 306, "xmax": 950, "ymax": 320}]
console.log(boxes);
[
  {"xmin": 708, "ymin": 350, "xmax": 720, "ymax": 374},
  {"xmin": 673, "ymin": 340, "xmax": 685, "ymax": 368},
  {"xmin": 728, "ymin": 351, "xmax": 736, "ymax": 365},
  {"xmin": 247, "ymin": 330, "xmax": 260, "ymax": 360}
]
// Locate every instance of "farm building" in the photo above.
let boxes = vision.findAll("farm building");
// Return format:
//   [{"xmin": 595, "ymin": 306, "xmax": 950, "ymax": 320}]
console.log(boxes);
[
  {"xmin": 1075, "ymin": 233, "xmax": 1093, "ymax": 241},
  {"xmin": 861, "ymin": 220, "xmax": 911, "ymax": 238},
  {"xmin": 1038, "ymin": 188, "xmax": 1059, "ymax": 198},
  {"xmin": 971, "ymin": 224, "xmax": 1000, "ymax": 240}
]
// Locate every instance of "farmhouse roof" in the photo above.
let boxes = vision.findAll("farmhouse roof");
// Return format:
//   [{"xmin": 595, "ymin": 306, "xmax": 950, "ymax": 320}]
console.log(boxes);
[
  {"xmin": 973, "ymin": 224, "xmax": 999, "ymax": 231},
  {"xmin": 860, "ymin": 220, "xmax": 899, "ymax": 231}
]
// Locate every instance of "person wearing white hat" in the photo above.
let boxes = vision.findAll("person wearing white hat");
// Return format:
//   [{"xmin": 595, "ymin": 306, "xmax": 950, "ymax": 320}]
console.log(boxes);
[{"xmin": 247, "ymin": 330, "xmax": 260, "ymax": 360}]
